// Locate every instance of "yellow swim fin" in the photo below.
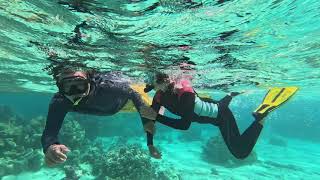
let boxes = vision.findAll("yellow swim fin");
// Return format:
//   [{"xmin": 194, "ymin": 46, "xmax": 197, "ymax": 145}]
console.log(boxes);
[
  {"xmin": 254, "ymin": 87, "xmax": 298, "ymax": 116},
  {"xmin": 130, "ymin": 84, "xmax": 152, "ymax": 105},
  {"xmin": 121, "ymin": 84, "xmax": 152, "ymax": 112}
]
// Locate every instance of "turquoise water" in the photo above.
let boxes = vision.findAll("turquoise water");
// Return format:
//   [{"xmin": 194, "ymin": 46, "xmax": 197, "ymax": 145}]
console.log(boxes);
[{"xmin": 0, "ymin": 0, "xmax": 319, "ymax": 179}]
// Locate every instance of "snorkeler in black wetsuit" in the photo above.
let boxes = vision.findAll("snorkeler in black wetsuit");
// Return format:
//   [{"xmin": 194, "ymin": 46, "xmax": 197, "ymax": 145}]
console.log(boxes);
[
  {"xmin": 42, "ymin": 68, "xmax": 157, "ymax": 166},
  {"xmin": 70, "ymin": 21, "xmax": 90, "ymax": 44},
  {"xmin": 141, "ymin": 72, "xmax": 266, "ymax": 159}
]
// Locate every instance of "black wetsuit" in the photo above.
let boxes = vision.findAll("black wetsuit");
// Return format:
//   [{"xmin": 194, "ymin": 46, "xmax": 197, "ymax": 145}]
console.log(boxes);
[
  {"xmin": 41, "ymin": 72, "xmax": 149, "ymax": 153},
  {"xmin": 147, "ymin": 86, "xmax": 263, "ymax": 159}
]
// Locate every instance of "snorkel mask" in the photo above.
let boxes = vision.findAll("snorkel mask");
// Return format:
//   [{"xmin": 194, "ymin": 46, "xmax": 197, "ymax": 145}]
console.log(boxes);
[
  {"xmin": 144, "ymin": 84, "xmax": 155, "ymax": 93},
  {"xmin": 144, "ymin": 72, "xmax": 169, "ymax": 93},
  {"xmin": 58, "ymin": 76, "xmax": 89, "ymax": 96}
]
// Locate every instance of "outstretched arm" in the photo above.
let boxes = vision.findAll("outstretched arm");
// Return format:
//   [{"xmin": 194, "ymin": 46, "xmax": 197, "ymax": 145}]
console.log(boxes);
[
  {"xmin": 41, "ymin": 95, "xmax": 69, "ymax": 153},
  {"xmin": 154, "ymin": 92, "xmax": 195, "ymax": 130},
  {"xmin": 150, "ymin": 91, "xmax": 163, "ymax": 113},
  {"xmin": 145, "ymin": 91, "xmax": 163, "ymax": 159}
]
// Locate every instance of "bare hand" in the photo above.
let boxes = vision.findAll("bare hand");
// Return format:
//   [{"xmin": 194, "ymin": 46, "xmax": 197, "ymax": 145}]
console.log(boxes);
[
  {"xmin": 45, "ymin": 144, "xmax": 70, "ymax": 167},
  {"xmin": 140, "ymin": 106, "xmax": 158, "ymax": 120},
  {"xmin": 148, "ymin": 145, "xmax": 162, "ymax": 159}
]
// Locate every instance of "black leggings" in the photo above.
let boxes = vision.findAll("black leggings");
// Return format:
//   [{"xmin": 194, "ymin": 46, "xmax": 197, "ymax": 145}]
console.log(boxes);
[{"xmin": 147, "ymin": 95, "xmax": 263, "ymax": 159}]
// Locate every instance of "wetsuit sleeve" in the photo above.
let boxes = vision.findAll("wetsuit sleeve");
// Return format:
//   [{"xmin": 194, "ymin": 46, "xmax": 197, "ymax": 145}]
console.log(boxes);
[
  {"xmin": 146, "ymin": 92, "xmax": 162, "ymax": 146},
  {"xmin": 41, "ymin": 95, "xmax": 69, "ymax": 153},
  {"xmin": 156, "ymin": 92, "xmax": 195, "ymax": 121},
  {"xmin": 151, "ymin": 92, "xmax": 162, "ymax": 112},
  {"xmin": 179, "ymin": 92, "xmax": 195, "ymax": 117}
]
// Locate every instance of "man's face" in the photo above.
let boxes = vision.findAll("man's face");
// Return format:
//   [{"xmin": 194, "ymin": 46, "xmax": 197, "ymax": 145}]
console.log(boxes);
[{"xmin": 58, "ymin": 71, "xmax": 90, "ymax": 100}]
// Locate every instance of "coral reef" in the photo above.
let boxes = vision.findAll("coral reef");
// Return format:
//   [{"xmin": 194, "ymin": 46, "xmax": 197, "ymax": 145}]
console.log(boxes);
[
  {"xmin": 88, "ymin": 141, "xmax": 156, "ymax": 180},
  {"xmin": 63, "ymin": 165, "xmax": 80, "ymax": 180},
  {"xmin": 0, "ymin": 105, "xmax": 45, "ymax": 177},
  {"xmin": 0, "ymin": 149, "xmax": 43, "ymax": 177},
  {"xmin": 0, "ymin": 105, "xmax": 86, "ymax": 177},
  {"xmin": 25, "ymin": 116, "xmax": 46, "ymax": 149},
  {"xmin": 79, "ymin": 139, "xmax": 181, "ymax": 180},
  {"xmin": 0, "ymin": 105, "xmax": 180, "ymax": 179},
  {"xmin": 60, "ymin": 116, "xmax": 87, "ymax": 150},
  {"xmin": 202, "ymin": 134, "xmax": 258, "ymax": 167},
  {"xmin": 71, "ymin": 114, "xmax": 100, "ymax": 140},
  {"xmin": 0, "ymin": 105, "xmax": 15, "ymax": 122}
]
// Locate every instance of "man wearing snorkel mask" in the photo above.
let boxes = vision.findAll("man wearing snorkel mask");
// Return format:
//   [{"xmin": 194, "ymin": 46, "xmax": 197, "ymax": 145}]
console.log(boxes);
[
  {"xmin": 41, "ymin": 69, "xmax": 157, "ymax": 166},
  {"xmin": 57, "ymin": 71, "xmax": 91, "ymax": 105}
]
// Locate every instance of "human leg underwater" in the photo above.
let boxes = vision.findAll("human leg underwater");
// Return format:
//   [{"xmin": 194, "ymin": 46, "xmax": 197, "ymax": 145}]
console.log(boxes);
[
  {"xmin": 217, "ymin": 87, "xmax": 298, "ymax": 159},
  {"xmin": 217, "ymin": 95, "xmax": 263, "ymax": 159}
]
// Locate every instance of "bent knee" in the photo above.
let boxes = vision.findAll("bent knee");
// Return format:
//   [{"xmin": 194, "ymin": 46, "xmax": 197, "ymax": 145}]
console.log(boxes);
[
  {"xmin": 232, "ymin": 151, "xmax": 251, "ymax": 159},
  {"xmin": 179, "ymin": 122, "xmax": 191, "ymax": 130}
]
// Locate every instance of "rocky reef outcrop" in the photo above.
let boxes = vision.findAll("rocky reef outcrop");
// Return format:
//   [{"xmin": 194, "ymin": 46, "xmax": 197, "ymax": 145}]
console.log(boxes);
[
  {"xmin": 0, "ymin": 105, "xmax": 44, "ymax": 177},
  {"xmin": 202, "ymin": 134, "xmax": 258, "ymax": 167},
  {"xmin": 0, "ymin": 105, "xmax": 181, "ymax": 179}
]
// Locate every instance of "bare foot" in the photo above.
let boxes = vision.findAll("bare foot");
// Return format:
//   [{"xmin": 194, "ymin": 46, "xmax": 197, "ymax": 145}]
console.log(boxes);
[{"xmin": 148, "ymin": 145, "xmax": 162, "ymax": 159}]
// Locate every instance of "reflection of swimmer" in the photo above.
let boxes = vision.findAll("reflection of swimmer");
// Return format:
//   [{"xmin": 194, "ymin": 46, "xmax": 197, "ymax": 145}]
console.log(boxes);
[
  {"xmin": 160, "ymin": 0, "xmax": 203, "ymax": 10},
  {"xmin": 69, "ymin": 21, "xmax": 90, "ymax": 44},
  {"xmin": 183, "ymin": 0, "xmax": 203, "ymax": 8},
  {"xmin": 217, "ymin": 0, "xmax": 232, "ymax": 5},
  {"xmin": 139, "ymin": 43, "xmax": 195, "ymax": 71},
  {"xmin": 141, "ymin": 72, "xmax": 298, "ymax": 159},
  {"xmin": 0, "ymin": 5, "xmax": 50, "ymax": 24},
  {"xmin": 42, "ymin": 68, "xmax": 156, "ymax": 166},
  {"xmin": 58, "ymin": 0, "xmax": 94, "ymax": 14}
]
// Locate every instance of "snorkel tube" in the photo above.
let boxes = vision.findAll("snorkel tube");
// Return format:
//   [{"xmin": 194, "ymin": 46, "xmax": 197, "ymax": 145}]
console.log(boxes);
[{"xmin": 144, "ymin": 84, "xmax": 155, "ymax": 93}]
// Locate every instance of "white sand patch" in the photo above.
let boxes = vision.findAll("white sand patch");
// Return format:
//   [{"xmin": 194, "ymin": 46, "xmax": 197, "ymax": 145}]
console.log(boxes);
[{"xmin": 2, "ymin": 168, "xmax": 64, "ymax": 180}]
